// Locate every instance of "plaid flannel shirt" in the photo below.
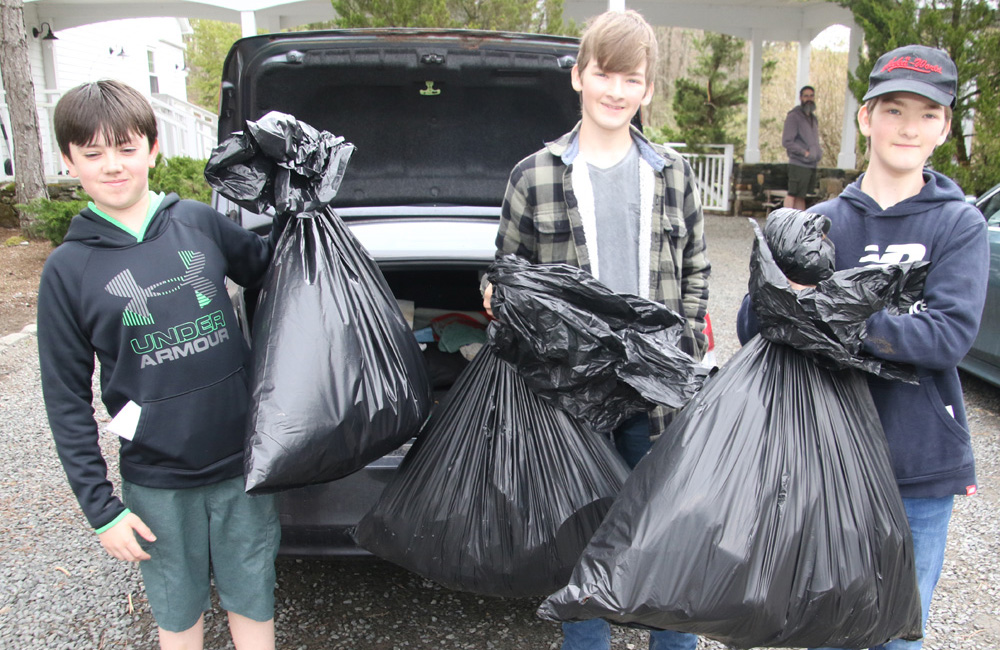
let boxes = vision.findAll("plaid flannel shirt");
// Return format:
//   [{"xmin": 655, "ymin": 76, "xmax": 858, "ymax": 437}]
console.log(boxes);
[{"xmin": 495, "ymin": 123, "xmax": 711, "ymax": 438}]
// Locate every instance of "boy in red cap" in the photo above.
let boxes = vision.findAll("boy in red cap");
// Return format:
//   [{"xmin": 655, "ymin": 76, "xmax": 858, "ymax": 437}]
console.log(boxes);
[{"xmin": 740, "ymin": 44, "xmax": 988, "ymax": 650}]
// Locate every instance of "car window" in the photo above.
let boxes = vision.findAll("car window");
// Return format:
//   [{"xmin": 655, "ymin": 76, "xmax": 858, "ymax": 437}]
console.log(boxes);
[{"xmin": 979, "ymin": 191, "xmax": 1000, "ymax": 225}]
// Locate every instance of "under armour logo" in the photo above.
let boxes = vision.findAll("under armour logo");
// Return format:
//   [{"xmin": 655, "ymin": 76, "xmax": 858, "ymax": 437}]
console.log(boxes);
[{"xmin": 105, "ymin": 251, "xmax": 217, "ymax": 326}]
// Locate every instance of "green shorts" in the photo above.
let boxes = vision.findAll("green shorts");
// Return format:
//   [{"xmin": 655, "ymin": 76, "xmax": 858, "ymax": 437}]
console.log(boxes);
[
  {"xmin": 122, "ymin": 475, "xmax": 280, "ymax": 632},
  {"xmin": 787, "ymin": 163, "xmax": 818, "ymax": 198}
]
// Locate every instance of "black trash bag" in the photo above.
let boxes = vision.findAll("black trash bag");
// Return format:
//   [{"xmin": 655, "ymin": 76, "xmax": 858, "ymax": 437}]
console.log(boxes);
[
  {"xmin": 244, "ymin": 208, "xmax": 432, "ymax": 492},
  {"xmin": 204, "ymin": 111, "xmax": 432, "ymax": 492},
  {"xmin": 203, "ymin": 131, "xmax": 275, "ymax": 214},
  {"xmin": 539, "ymin": 211, "xmax": 924, "ymax": 648},
  {"xmin": 749, "ymin": 212, "xmax": 927, "ymax": 382},
  {"xmin": 763, "ymin": 207, "xmax": 836, "ymax": 285},
  {"xmin": 353, "ymin": 344, "xmax": 631, "ymax": 597},
  {"xmin": 205, "ymin": 110, "xmax": 354, "ymax": 216},
  {"xmin": 538, "ymin": 336, "xmax": 923, "ymax": 648},
  {"xmin": 487, "ymin": 255, "xmax": 703, "ymax": 433}
]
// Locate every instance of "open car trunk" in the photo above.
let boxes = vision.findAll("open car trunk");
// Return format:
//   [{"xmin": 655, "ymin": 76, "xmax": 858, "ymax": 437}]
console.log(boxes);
[
  {"xmin": 218, "ymin": 29, "xmax": 581, "ymax": 211},
  {"xmin": 215, "ymin": 29, "xmax": 582, "ymax": 555}
]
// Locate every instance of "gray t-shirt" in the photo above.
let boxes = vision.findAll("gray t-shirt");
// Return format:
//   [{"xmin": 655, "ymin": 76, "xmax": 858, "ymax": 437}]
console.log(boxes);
[{"xmin": 589, "ymin": 143, "xmax": 641, "ymax": 295}]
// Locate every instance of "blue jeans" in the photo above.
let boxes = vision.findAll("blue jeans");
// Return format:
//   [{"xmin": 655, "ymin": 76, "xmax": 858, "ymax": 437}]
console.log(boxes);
[
  {"xmin": 812, "ymin": 495, "xmax": 955, "ymax": 650},
  {"xmin": 561, "ymin": 413, "xmax": 698, "ymax": 650}
]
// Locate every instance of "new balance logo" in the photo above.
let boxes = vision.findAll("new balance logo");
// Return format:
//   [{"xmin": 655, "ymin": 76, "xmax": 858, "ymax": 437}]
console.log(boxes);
[
  {"xmin": 858, "ymin": 243, "xmax": 927, "ymax": 266},
  {"xmin": 105, "ymin": 251, "xmax": 217, "ymax": 326}
]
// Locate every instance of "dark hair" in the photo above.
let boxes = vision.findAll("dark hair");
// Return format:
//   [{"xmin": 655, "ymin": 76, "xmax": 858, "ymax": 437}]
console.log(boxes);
[
  {"xmin": 799, "ymin": 85, "xmax": 815, "ymax": 97},
  {"xmin": 577, "ymin": 10, "xmax": 658, "ymax": 83},
  {"xmin": 53, "ymin": 80, "xmax": 158, "ymax": 157}
]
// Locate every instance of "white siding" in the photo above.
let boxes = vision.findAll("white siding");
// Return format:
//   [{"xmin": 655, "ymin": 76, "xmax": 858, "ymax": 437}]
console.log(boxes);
[
  {"xmin": 2, "ymin": 17, "xmax": 214, "ymax": 181},
  {"xmin": 50, "ymin": 18, "xmax": 190, "ymax": 101}
]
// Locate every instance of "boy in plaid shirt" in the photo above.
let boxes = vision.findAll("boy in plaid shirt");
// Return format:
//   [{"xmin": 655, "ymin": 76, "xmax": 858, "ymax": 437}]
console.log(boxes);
[{"xmin": 484, "ymin": 9, "xmax": 709, "ymax": 650}]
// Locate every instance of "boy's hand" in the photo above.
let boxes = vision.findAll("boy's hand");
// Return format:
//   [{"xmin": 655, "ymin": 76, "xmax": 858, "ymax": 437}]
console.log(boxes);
[
  {"xmin": 788, "ymin": 280, "xmax": 815, "ymax": 291},
  {"xmin": 482, "ymin": 282, "xmax": 494, "ymax": 317},
  {"xmin": 98, "ymin": 513, "xmax": 156, "ymax": 562}
]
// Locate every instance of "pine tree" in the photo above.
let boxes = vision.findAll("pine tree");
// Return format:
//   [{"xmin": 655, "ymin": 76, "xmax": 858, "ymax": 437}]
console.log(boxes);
[
  {"xmin": 185, "ymin": 19, "xmax": 243, "ymax": 112},
  {"xmin": 656, "ymin": 33, "xmax": 749, "ymax": 151}
]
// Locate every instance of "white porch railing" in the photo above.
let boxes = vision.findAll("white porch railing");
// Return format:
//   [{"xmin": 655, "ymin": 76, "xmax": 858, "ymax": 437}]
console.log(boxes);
[
  {"xmin": 150, "ymin": 94, "xmax": 218, "ymax": 161},
  {"xmin": 667, "ymin": 143, "xmax": 734, "ymax": 213}
]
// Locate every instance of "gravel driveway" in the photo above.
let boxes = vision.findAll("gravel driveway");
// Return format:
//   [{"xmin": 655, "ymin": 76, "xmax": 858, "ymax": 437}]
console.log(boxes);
[{"xmin": 2, "ymin": 214, "xmax": 998, "ymax": 649}]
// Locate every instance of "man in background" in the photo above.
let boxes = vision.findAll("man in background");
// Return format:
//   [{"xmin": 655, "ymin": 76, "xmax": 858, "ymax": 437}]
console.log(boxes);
[{"xmin": 782, "ymin": 85, "xmax": 822, "ymax": 209}]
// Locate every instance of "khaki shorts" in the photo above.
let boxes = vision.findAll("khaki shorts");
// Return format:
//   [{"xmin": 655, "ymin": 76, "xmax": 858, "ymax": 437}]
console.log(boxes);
[
  {"xmin": 787, "ymin": 164, "xmax": 818, "ymax": 198},
  {"xmin": 122, "ymin": 475, "xmax": 280, "ymax": 632}
]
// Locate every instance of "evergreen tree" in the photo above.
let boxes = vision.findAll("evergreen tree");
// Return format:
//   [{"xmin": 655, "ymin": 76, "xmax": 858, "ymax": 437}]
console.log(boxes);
[
  {"xmin": 654, "ymin": 33, "xmax": 749, "ymax": 151},
  {"xmin": 185, "ymin": 19, "xmax": 243, "ymax": 112}
]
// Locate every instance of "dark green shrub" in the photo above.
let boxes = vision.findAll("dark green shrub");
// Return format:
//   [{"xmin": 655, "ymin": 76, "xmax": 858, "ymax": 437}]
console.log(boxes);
[
  {"xmin": 149, "ymin": 154, "xmax": 212, "ymax": 204},
  {"xmin": 17, "ymin": 196, "xmax": 89, "ymax": 246}
]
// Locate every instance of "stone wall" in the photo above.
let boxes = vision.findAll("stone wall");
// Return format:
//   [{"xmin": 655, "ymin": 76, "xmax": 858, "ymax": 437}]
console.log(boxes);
[
  {"xmin": 0, "ymin": 181, "xmax": 84, "ymax": 229},
  {"xmin": 0, "ymin": 184, "xmax": 17, "ymax": 228}
]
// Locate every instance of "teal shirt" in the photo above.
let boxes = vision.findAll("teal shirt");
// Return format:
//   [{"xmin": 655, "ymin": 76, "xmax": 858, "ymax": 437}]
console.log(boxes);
[{"xmin": 88, "ymin": 191, "xmax": 166, "ymax": 242}]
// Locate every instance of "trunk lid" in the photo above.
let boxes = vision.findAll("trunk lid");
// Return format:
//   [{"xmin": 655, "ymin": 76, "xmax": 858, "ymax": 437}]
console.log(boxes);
[{"xmin": 218, "ymin": 29, "xmax": 581, "ymax": 211}]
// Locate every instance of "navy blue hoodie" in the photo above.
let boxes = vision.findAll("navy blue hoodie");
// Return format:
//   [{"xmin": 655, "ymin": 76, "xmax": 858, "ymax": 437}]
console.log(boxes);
[
  {"xmin": 739, "ymin": 170, "xmax": 988, "ymax": 498},
  {"xmin": 37, "ymin": 194, "xmax": 278, "ymax": 530}
]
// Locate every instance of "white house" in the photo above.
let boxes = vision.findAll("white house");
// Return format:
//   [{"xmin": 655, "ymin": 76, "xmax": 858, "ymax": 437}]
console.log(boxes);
[{"xmin": 0, "ymin": 16, "xmax": 217, "ymax": 181}]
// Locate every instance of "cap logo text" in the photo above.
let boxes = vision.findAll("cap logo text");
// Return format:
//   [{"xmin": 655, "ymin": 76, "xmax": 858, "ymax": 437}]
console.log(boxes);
[{"xmin": 882, "ymin": 55, "xmax": 943, "ymax": 75}]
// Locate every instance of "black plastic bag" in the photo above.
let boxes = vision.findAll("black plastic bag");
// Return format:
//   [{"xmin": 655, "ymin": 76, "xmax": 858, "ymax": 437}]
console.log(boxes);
[
  {"xmin": 243, "ymin": 208, "xmax": 432, "ymax": 491},
  {"xmin": 487, "ymin": 255, "xmax": 703, "ymax": 433},
  {"xmin": 539, "ymin": 210, "xmax": 924, "ymax": 648},
  {"xmin": 205, "ymin": 111, "xmax": 431, "ymax": 492},
  {"xmin": 353, "ymin": 344, "xmax": 631, "ymax": 597},
  {"xmin": 763, "ymin": 207, "xmax": 836, "ymax": 285},
  {"xmin": 538, "ymin": 336, "xmax": 923, "ymax": 648},
  {"xmin": 749, "ymin": 215, "xmax": 927, "ymax": 382},
  {"xmin": 205, "ymin": 111, "xmax": 354, "ymax": 216}
]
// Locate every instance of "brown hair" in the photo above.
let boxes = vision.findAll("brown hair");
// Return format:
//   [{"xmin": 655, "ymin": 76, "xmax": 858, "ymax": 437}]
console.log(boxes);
[
  {"xmin": 576, "ymin": 10, "xmax": 658, "ymax": 83},
  {"xmin": 54, "ymin": 80, "xmax": 158, "ymax": 157}
]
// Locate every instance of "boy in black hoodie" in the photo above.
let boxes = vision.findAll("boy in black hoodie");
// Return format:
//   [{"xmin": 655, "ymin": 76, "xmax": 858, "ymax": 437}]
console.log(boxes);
[
  {"xmin": 739, "ymin": 46, "xmax": 988, "ymax": 650},
  {"xmin": 37, "ymin": 80, "xmax": 283, "ymax": 650}
]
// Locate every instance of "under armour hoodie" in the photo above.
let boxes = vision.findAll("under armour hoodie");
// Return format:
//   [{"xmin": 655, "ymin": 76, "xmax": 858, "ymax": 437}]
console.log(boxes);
[
  {"xmin": 739, "ymin": 170, "xmax": 988, "ymax": 498},
  {"xmin": 37, "ymin": 194, "xmax": 280, "ymax": 530}
]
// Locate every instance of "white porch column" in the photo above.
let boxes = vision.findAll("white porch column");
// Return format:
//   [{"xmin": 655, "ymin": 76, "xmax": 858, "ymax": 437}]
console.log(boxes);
[
  {"xmin": 607, "ymin": 0, "xmax": 626, "ymax": 11},
  {"xmin": 744, "ymin": 30, "xmax": 763, "ymax": 163},
  {"xmin": 240, "ymin": 11, "xmax": 257, "ymax": 37},
  {"xmin": 796, "ymin": 38, "xmax": 811, "ymax": 96},
  {"xmin": 837, "ymin": 25, "xmax": 863, "ymax": 169}
]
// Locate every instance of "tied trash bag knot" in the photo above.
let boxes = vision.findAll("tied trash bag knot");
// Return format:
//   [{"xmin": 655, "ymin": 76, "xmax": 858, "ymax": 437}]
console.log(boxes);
[
  {"xmin": 749, "ymin": 210, "xmax": 928, "ymax": 382},
  {"xmin": 762, "ymin": 207, "xmax": 835, "ymax": 285},
  {"xmin": 205, "ymin": 110, "xmax": 355, "ymax": 216}
]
